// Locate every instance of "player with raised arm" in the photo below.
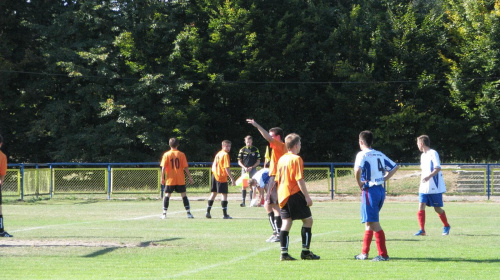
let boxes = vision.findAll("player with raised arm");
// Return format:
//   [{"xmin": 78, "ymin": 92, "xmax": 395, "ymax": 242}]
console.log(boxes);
[
  {"xmin": 414, "ymin": 135, "xmax": 451, "ymax": 236},
  {"xmin": 160, "ymin": 137, "xmax": 194, "ymax": 219},
  {"xmin": 206, "ymin": 140, "xmax": 236, "ymax": 219},
  {"xmin": 354, "ymin": 131, "xmax": 399, "ymax": 261},
  {"xmin": 276, "ymin": 133, "xmax": 320, "ymax": 261},
  {"xmin": 247, "ymin": 119, "xmax": 285, "ymax": 242},
  {"xmin": 0, "ymin": 134, "xmax": 13, "ymax": 237}
]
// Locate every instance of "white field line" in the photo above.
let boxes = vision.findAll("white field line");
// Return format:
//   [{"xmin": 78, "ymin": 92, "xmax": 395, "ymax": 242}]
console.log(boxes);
[
  {"xmin": 168, "ymin": 231, "xmax": 337, "ymax": 279},
  {"xmin": 9, "ymin": 207, "xmax": 214, "ymax": 233}
]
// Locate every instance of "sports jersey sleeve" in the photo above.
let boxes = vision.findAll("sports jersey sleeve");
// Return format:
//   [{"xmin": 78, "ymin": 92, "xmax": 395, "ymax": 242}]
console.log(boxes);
[
  {"xmin": 222, "ymin": 153, "xmax": 230, "ymax": 169},
  {"xmin": 431, "ymin": 150, "xmax": 441, "ymax": 168},
  {"xmin": 354, "ymin": 152, "xmax": 364, "ymax": 169},
  {"xmin": 180, "ymin": 153, "xmax": 189, "ymax": 169},
  {"xmin": 382, "ymin": 154, "xmax": 397, "ymax": 172},
  {"xmin": 0, "ymin": 152, "xmax": 7, "ymax": 177},
  {"xmin": 293, "ymin": 156, "xmax": 304, "ymax": 181},
  {"xmin": 237, "ymin": 147, "xmax": 245, "ymax": 161},
  {"xmin": 255, "ymin": 147, "xmax": 261, "ymax": 160},
  {"xmin": 160, "ymin": 153, "xmax": 168, "ymax": 168}
]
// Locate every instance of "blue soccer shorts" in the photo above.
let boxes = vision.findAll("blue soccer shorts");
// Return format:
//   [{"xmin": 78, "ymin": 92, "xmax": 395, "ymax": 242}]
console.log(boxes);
[
  {"xmin": 360, "ymin": 185, "xmax": 386, "ymax": 223},
  {"xmin": 419, "ymin": 193, "xmax": 444, "ymax": 207}
]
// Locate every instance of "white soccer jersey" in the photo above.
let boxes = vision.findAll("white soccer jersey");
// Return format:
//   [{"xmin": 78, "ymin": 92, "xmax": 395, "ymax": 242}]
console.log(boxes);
[
  {"xmin": 419, "ymin": 149, "xmax": 446, "ymax": 194},
  {"xmin": 252, "ymin": 168, "xmax": 270, "ymax": 188},
  {"xmin": 354, "ymin": 149, "xmax": 397, "ymax": 187}
]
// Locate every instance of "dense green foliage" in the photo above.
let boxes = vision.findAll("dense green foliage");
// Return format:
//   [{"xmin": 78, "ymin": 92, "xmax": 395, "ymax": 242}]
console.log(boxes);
[{"xmin": 1, "ymin": 0, "xmax": 499, "ymax": 163}]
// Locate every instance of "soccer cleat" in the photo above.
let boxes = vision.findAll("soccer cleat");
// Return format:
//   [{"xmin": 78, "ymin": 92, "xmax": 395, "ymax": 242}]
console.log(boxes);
[
  {"xmin": 240, "ymin": 203, "xmax": 245, "ymax": 207},
  {"xmin": 187, "ymin": 213, "xmax": 194, "ymax": 219},
  {"xmin": 266, "ymin": 234, "xmax": 277, "ymax": 242},
  {"xmin": 223, "ymin": 215, "xmax": 232, "ymax": 219},
  {"xmin": 301, "ymin": 251, "xmax": 320, "ymax": 260},
  {"xmin": 442, "ymin": 226, "xmax": 451, "ymax": 236},
  {"xmin": 161, "ymin": 213, "xmax": 166, "ymax": 219},
  {"xmin": 414, "ymin": 230, "xmax": 426, "ymax": 236},
  {"xmin": 205, "ymin": 212, "xmax": 212, "ymax": 219},
  {"xmin": 0, "ymin": 231, "xmax": 13, "ymax": 238},
  {"xmin": 267, "ymin": 234, "xmax": 280, "ymax": 242},
  {"xmin": 371, "ymin": 255, "xmax": 389, "ymax": 261},
  {"xmin": 280, "ymin": 254, "xmax": 297, "ymax": 261},
  {"xmin": 354, "ymin": 253, "xmax": 368, "ymax": 260}
]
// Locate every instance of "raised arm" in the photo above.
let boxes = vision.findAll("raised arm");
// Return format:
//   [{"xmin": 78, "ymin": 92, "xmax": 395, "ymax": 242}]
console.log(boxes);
[{"xmin": 246, "ymin": 119, "xmax": 273, "ymax": 143}]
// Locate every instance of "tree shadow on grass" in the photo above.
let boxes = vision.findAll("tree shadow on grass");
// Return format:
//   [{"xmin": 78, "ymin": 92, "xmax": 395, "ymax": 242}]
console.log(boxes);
[{"xmin": 83, "ymin": 237, "xmax": 182, "ymax": 258}]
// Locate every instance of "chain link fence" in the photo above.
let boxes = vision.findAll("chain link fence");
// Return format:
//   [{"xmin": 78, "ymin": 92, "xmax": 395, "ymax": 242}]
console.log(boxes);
[
  {"xmin": 334, "ymin": 165, "xmax": 496, "ymax": 196},
  {"xmin": 4, "ymin": 163, "xmax": 498, "ymax": 200}
]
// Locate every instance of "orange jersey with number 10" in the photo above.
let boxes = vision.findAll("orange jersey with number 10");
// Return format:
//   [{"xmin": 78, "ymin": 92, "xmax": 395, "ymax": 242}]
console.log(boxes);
[
  {"xmin": 276, "ymin": 152, "xmax": 304, "ymax": 208},
  {"xmin": 160, "ymin": 150, "xmax": 189, "ymax": 186}
]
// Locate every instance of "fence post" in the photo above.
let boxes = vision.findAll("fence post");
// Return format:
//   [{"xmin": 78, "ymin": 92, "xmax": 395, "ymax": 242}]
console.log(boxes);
[
  {"xmin": 20, "ymin": 163, "xmax": 24, "ymax": 200},
  {"xmin": 107, "ymin": 164, "xmax": 112, "ymax": 200},
  {"xmin": 330, "ymin": 163, "xmax": 334, "ymax": 200},
  {"xmin": 487, "ymin": 164, "xmax": 491, "ymax": 200},
  {"xmin": 49, "ymin": 164, "xmax": 53, "ymax": 199}
]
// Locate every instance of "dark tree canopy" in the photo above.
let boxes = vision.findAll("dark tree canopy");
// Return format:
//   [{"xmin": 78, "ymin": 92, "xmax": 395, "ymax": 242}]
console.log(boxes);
[{"xmin": 1, "ymin": 0, "xmax": 499, "ymax": 163}]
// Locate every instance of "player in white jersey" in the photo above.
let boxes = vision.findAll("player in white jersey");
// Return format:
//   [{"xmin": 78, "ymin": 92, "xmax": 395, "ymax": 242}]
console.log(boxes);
[
  {"xmin": 354, "ymin": 131, "xmax": 399, "ymax": 262},
  {"xmin": 414, "ymin": 135, "xmax": 451, "ymax": 236}
]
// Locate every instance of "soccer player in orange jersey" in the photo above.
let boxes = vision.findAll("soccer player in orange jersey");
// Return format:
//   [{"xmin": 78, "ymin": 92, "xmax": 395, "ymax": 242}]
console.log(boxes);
[
  {"xmin": 247, "ymin": 119, "xmax": 286, "ymax": 242},
  {"xmin": 0, "ymin": 134, "xmax": 13, "ymax": 237},
  {"xmin": 206, "ymin": 140, "xmax": 236, "ymax": 219},
  {"xmin": 275, "ymin": 133, "xmax": 319, "ymax": 261},
  {"xmin": 160, "ymin": 138, "xmax": 194, "ymax": 219}
]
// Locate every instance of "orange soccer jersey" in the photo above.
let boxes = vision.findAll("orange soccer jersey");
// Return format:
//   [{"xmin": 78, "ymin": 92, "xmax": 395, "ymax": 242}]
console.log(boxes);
[
  {"xmin": 0, "ymin": 150, "xmax": 7, "ymax": 178},
  {"xmin": 269, "ymin": 138, "xmax": 286, "ymax": 176},
  {"xmin": 212, "ymin": 150, "xmax": 231, "ymax": 183},
  {"xmin": 276, "ymin": 152, "xmax": 304, "ymax": 208},
  {"xmin": 160, "ymin": 150, "xmax": 189, "ymax": 186}
]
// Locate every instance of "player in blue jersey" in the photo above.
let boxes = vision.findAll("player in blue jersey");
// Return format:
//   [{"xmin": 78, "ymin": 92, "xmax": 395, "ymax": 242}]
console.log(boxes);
[
  {"xmin": 414, "ymin": 135, "xmax": 451, "ymax": 236},
  {"xmin": 354, "ymin": 131, "xmax": 399, "ymax": 261}
]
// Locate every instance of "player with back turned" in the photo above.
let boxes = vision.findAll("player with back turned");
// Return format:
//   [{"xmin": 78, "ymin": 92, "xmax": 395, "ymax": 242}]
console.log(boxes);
[
  {"xmin": 206, "ymin": 140, "xmax": 236, "ymax": 219},
  {"xmin": 276, "ymin": 133, "xmax": 320, "ymax": 261},
  {"xmin": 354, "ymin": 130, "xmax": 398, "ymax": 261},
  {"xmin": 160, "ymin": 137, "xmax": 194, "ymax": 219}
]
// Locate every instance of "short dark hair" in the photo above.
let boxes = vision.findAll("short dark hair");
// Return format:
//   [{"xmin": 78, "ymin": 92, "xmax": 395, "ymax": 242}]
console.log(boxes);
[
  {"xmin": 269, "ymin": 127, "xmax": 284, "ymax": 142},
  {"xmin": 359, "ymin": 130, "xmax": 373, "ymax": 147},
  {"xmin": 244, "ymin": 135, "xmax": 252, "ymax": 141},
  {"xmin": 169, "ymin": 137, "xmax": 179, "ymax": 148},
  {"xmin": 285, "ymin": 133, "xmax": 301, "ymax": 151},
  {"xmin": 417, "ymin": 135, "xmax": 430, "ymax": 147}
]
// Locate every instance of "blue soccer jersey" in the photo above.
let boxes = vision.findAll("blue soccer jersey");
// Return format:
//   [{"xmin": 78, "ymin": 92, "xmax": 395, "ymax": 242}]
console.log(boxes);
[
  {"xmin": 419, "ymin": 149, "xmax": 446, "ymax": 194},
  {"xmin": 354, "ymin": 149, "xmax": 397, "ymax": 188}
]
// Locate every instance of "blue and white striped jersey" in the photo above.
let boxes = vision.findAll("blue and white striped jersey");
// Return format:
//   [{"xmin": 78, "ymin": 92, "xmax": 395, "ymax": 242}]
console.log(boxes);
[{"xmin": 354, "ymin": 149, "xmax": 397, "ymax": 188}]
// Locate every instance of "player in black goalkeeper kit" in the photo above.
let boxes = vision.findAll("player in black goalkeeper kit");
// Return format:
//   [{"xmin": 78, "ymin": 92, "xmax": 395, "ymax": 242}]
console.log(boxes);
[{"xmin": 237, "ymin": 136, "xmax": 260, "ymax": 207}]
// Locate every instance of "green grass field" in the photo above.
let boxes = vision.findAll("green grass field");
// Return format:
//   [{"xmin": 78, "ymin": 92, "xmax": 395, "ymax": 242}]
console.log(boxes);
[{"xmin": 1, "ymin": 197, "xmax": 499, "ymax": 279}]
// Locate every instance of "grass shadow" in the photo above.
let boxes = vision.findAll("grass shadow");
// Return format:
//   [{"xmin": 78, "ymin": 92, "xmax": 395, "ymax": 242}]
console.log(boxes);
[{"xmin": 83, "ymin": 238, "xmax": 183, "ymax": 258}]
